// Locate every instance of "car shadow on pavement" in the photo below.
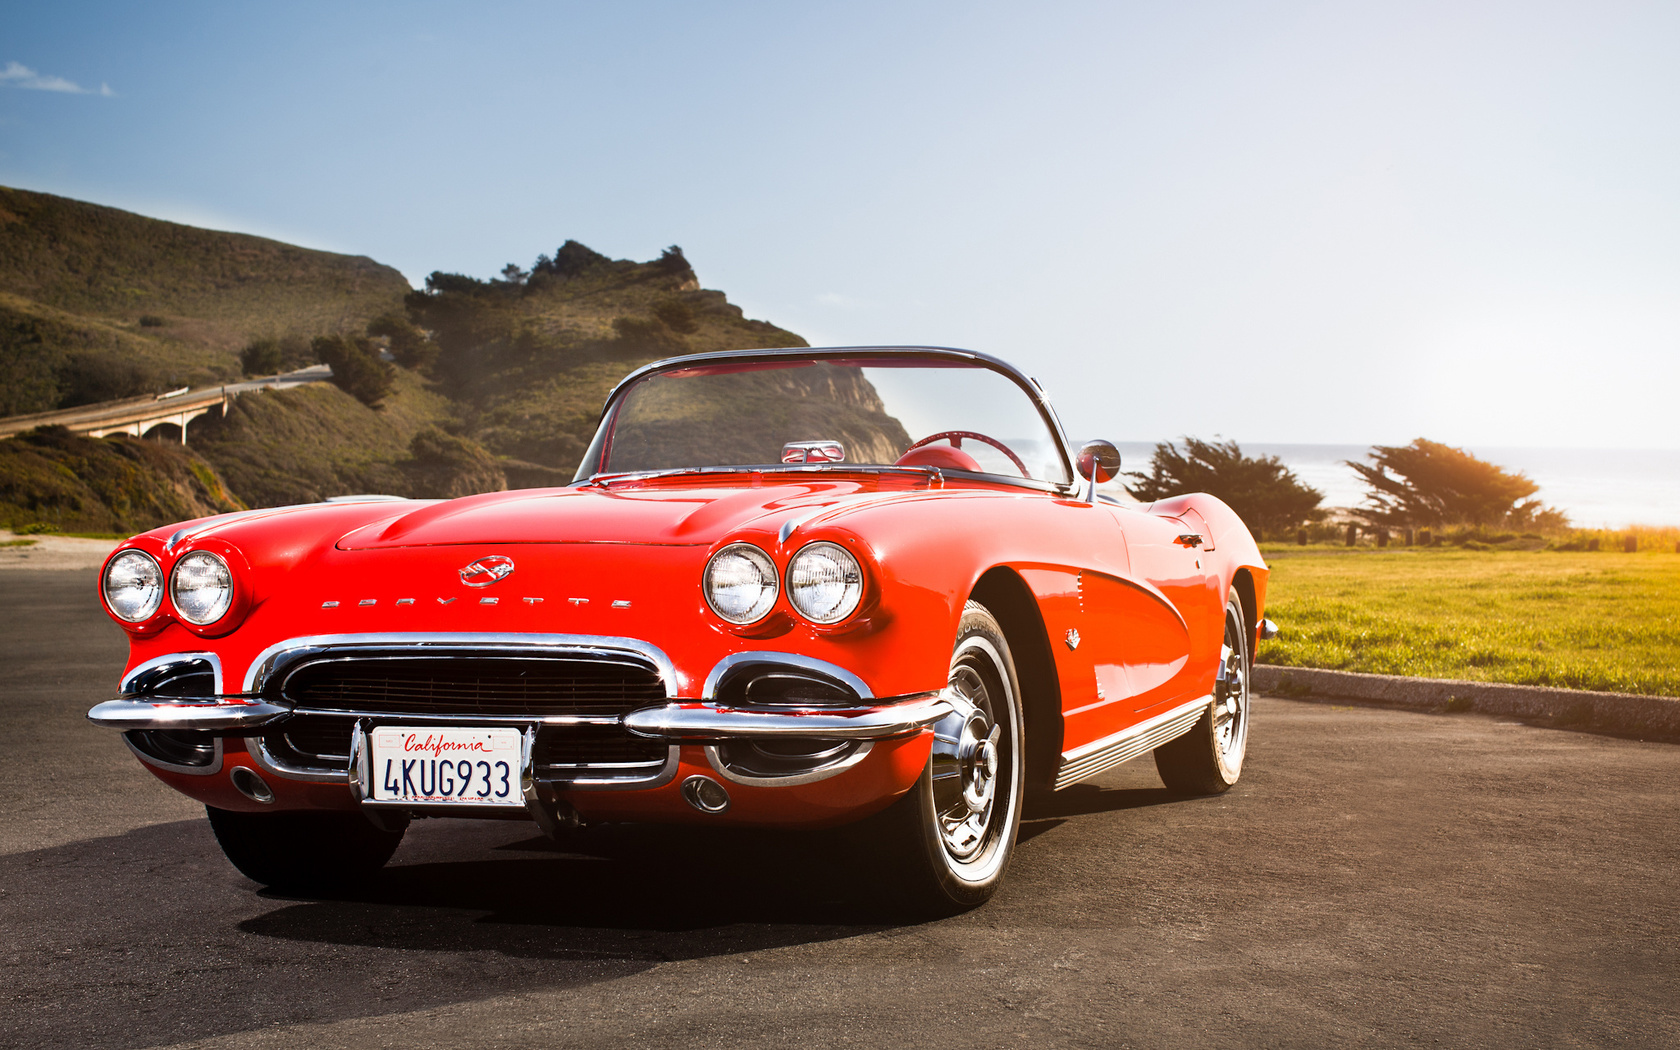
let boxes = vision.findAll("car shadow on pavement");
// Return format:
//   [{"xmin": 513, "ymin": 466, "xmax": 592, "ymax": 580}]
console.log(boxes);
[
  {"xmin": 1, "ymin": 818, "xmax": 893, "ymax": 1050},
  {"xmin": 241, "ymin": 822, "xmax": 897, "ymax": 961}
]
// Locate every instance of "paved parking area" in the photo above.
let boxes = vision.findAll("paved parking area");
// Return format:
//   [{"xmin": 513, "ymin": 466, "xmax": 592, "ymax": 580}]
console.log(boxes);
[{"xmin": 3, "ymin": 569, "xmax": 1677, "ymax": 1048}]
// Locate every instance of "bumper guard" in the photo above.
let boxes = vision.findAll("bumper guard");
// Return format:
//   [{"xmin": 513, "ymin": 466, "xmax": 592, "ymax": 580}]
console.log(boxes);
[{"xmin": 87, "ymin": 698, "xmax": 293, "ymax": 731}]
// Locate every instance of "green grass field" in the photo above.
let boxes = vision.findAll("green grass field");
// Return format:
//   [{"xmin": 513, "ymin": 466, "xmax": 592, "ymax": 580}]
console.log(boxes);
[{"xmin": 1256, "ymin": 547, "xmax": 1680, "ymax": 697}]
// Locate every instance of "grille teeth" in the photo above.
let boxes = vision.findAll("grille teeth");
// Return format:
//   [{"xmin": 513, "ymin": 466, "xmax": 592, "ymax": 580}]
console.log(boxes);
[{"xmin": 278, "ymin": 656, "xmax": 665, "ymax": 716}]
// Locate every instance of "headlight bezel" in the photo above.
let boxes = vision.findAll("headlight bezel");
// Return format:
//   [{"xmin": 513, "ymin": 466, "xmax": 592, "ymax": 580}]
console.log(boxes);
[
  {"xmin": 702, "ymin": 542, "xmax": 781, "ymax": 625},
  {"xmin": 169, "ymin": 549, "xmax": 235, "ymax": 626},
  {"xmin": 102, "ymin": 550, "xmax": 165, "ymax": 624},
  {"xmin": 786, "ymin": 541, "xmax": 865, "ymax": 625}
]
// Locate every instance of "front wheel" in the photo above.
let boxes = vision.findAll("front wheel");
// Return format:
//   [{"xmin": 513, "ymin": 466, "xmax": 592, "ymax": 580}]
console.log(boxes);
[
  {"xmin": 869, "ymin": 602, "xmax": 1025, "ymax": 915},
  {"xmin": 1154, "ymin": 591, "xmax": 1251, "ymax": 795},
  {"xmin": 206, "ymin": 806, "xmax": 405, "ymax": 891}
]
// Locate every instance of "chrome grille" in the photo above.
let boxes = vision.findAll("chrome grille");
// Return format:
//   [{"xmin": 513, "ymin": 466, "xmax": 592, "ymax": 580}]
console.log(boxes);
[
  {"xmin": 276, "ymin": 654, "xmax": 666, "ymax": 716},
  {"xmin": 259, "ymin": 651, "xmax": 672, "ymax": 781}
]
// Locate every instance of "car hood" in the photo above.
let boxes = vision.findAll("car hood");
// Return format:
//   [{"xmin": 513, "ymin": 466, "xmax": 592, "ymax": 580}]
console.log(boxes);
[{"xmin": 334, "ymin": 478, "xmax": 929, "ymax": 550}]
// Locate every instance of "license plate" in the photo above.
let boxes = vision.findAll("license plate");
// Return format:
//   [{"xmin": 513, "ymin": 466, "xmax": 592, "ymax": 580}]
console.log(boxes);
[{"xmin": 369, "ymin": 726, "xmax": 523, "ymax": 806}]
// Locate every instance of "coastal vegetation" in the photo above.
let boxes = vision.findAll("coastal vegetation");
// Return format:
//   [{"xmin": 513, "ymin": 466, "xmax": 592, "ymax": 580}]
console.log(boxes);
[
  {"xmin": 1348, "ymin": 438, "xmax": 1568, "ymax": 530},
  {"xmin": 1125, "ymin": 437, "xmax": 1324, "ymax": 539}
]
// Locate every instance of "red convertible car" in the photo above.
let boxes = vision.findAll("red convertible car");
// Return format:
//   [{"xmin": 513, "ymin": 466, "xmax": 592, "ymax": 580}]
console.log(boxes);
[{"xmin": 90, "ymin": 346, "xmax": 1272, "ymax": 912}]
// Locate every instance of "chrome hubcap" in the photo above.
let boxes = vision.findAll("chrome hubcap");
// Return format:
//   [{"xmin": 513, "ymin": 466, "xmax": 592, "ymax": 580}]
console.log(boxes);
[
  {"xmin": 931, "ymin": 663, "xmax": 1001, "ymax": 861},
  {"xmin": 1213, "ymin": 612, "xmax": 1247, "ymax": 760}
]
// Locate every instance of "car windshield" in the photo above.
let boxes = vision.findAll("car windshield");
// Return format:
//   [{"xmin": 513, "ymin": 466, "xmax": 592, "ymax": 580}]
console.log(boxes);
[{"xmin": 578, "ymin": 354, "xmax": 1071, "ymax": 485}]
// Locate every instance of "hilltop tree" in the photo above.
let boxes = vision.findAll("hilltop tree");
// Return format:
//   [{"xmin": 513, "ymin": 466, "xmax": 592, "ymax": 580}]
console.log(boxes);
[
  {"xmin": 656, "ymin": 245, "xmax": 694, "ymax": 281},
  {"xmin": 1348, "ymin": 438, "xmax": 1564, "ymax": 528},
  {"xmin": 1125, "ymin": 437, "xmax": 1323, "ymax": 539},
  {"xmin": 531, "ymin": 240, "xmax": 608, "ymax": 279},
  {"xmin": 313, "ymin": 334, "xmax": 394, "ymax": 408}
]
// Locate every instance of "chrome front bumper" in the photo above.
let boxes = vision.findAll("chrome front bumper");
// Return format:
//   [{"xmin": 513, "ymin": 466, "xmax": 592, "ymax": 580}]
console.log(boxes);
[
  {"xmin": 88, "ymin": 693, "xmax": 953, "ymax": 739},
  {"xmin": 623, "ymin": 693, "xmax": 951, "ymax": 740}
]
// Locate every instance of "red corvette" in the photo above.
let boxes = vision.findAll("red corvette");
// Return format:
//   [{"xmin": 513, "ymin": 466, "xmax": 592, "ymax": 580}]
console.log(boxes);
[{"xmin": 90, "ymin": 346, "xmax": 1273, "ymax": 912}]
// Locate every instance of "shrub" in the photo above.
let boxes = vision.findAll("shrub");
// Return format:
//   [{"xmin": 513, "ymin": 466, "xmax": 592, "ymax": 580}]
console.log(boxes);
[
  {"xmin": 239, "ymin": 335, "xmax": 314, "ymax": 377},
  {"xmin": 56, "ymin": 351, "xmax": 161, "ymax": 405},
  {"xmin": 653, "ymin": 299, "xmax": 699, "ymax": 335},
  {"xmin": 365, "ymin": 314, "xmax": 438, "ymax": 372},
  {"xmin": 138, "ymin": 315, "xmax": 166, "ymax": 327},
  {"xmin": 1124, "ymin": 437, "xmax": 1324, "ymax": 539},
  {"xmin": 404, "ymin": 427, "xmax": 506, "ymax": 498},
  {"xmin": 313, "ymin": 334, "xmax": 394, "ymax": 408}
]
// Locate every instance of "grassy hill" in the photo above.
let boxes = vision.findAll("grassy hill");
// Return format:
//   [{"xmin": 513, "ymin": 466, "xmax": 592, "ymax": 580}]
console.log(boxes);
[
  {"xmin": 410, "ymin": 242, "xmax": 807, "ymax": 474},
  {"xmin": 0, "ymin": 185, "xmax": 410, "ymax": 413},
  {"xmin": 188, "ymin": 370, "xmax": 474, "ymax": 506},
  {"xmin": 0, "ymin": 427, "xmax": 243, "ymax": 534},
  {"xmin": 0, "ymin": 190, "xmax": 812, "ymax": 532}
]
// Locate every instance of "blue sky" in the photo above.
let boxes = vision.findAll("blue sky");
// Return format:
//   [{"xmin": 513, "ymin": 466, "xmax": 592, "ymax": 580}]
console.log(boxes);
[{"xmin": 3, "ymin": 1, "xmax": 1678, "ymax": 449}]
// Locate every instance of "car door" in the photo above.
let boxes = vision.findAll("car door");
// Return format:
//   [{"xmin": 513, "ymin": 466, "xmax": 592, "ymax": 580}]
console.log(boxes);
[
  {"xmin": 1109, "ymin": 503, "xmax": 1223, "ymax": 713},
  {"xmin": 1022, "ymin": 498, "xmax": 1199, "ymax": 756}
]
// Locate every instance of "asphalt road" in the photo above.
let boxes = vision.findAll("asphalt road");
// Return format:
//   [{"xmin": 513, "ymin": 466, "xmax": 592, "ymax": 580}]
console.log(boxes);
[{"xmin": 3, "ymin": 570, "xmax": 1677, "ymax": 1049}]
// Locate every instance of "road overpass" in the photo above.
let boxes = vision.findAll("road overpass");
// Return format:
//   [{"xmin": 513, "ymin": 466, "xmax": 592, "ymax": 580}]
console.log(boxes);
[{"xmin": 0, "ymin": 365, "xmax": 331, "ymax": 444}]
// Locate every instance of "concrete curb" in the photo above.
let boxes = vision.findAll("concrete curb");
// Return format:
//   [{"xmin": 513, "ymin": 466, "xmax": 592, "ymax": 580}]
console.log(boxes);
[{"xmin": 1252, "ymin": 665, "xmax": 1680, "ymax": 743}]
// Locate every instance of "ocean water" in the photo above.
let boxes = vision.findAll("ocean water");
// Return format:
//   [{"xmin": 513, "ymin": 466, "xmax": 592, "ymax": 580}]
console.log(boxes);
[{"xmin": 1106, "ymin": 442, "xmax": 1680, "ymax": 529}]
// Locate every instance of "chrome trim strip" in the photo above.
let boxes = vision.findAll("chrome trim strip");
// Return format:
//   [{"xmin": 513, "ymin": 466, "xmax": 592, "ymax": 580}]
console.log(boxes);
[
  {"xmin": 290, "ymin": 708, "xmax": 625, "ymax": 727},
  {"xmin": 624, "ymin": 692, "xmax": 950, "ymax": 741},
  {"xmin": 347, "ymin": 721, "xmax": 371, "ymax": 802},
  {"xmin": 241, "ymin": 632, "xmax": 680, "ymax": 696},
  {"xmin": 247, "ymin": 733, "xmax": 345, "ymax": 783},
  {"xmin": 1054, "ymin": 695, "xmax": 1212, "ymax": 790},
  {"xmin": 121, "ymin": 733, "xmax": 224, "ymax": 777},
  {"xmin": 88, "ymin": 698, "xmax": 292, "ymax": 731},
  {"xmin": 704, "ymin": 740, "xmax": 874, "ymax": 787},
  {"xmin": 120, "ymin": 651, "xmax": 224, "ymax": 694},
  {"xmin": 700, "ymin": 651, "xmax": 875, "ymax": 701},
  {"xmin": 777, "ymin": 504, "xmax": 835, "ymax": 546},
  {"xmin": 540, "ymin": 745, "xmax": 681, "ymax": 791}
]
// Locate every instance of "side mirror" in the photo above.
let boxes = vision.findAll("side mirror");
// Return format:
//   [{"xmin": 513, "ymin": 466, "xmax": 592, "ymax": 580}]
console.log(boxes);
[{"xmin": 1076, "ymin": 440, "xmax": 1122, "ymax": 502}]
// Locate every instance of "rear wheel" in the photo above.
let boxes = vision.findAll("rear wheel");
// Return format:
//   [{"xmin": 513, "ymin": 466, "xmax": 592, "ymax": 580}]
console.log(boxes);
[
  {"xmin": 1154, "ymin": 591, "xmax": 1251, "ymax": 795},
  {"xmin": 870, "ymin": 602, "xmax": 1024, "ymax": 914},
  {"xmin": 206, "ymin": 806, "xmax": 405, "ymax": 891}
]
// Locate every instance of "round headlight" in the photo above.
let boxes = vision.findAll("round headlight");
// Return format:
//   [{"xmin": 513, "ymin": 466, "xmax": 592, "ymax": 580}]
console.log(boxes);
[
  {"xmin": 170, "ymin": 551, "xmax": 234, "ymax": 625},
  {"xmin": 703, "ymin": 543, "xmax": 778, "ymax": 624},
  {"xmin": 103, "ymin": 551, "xmax": 163, "ymax": 623},
  {"xmin": 787, "ymin": 542, "xmax": 863, "ymax": 624}
]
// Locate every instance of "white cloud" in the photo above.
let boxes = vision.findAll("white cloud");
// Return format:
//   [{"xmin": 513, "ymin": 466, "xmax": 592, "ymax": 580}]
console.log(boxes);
[{"xmin": 0, "ymin": 61, "xmax": 113, "ymax": 96}]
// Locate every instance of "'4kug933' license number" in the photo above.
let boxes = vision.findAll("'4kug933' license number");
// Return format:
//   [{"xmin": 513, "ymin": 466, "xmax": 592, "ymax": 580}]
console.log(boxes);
[{"xmin": 369, "ymin": 727, "xmax": 523, "ymax": 805}]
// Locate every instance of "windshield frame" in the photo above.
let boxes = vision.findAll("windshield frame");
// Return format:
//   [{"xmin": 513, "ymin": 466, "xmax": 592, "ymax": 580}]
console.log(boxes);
[{"xmin": 571, "ymin": 346, "xmax": 1078, "ymax": 493}]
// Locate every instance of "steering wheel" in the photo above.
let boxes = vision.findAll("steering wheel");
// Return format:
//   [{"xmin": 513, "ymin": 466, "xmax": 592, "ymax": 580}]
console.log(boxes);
[{"xmin": 902, "ymin": 430, "xmax": 1031, "ymax": 478}]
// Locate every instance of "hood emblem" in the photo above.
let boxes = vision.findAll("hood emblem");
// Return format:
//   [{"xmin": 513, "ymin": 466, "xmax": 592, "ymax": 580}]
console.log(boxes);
[{"xmin": 459, "ymin": 556, "xmax": 515, "ymax": 587}]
